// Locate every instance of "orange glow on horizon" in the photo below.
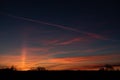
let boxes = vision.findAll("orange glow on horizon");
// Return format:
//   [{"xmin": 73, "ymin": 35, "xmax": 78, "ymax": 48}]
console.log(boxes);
[{"xmin": 0, "ymin": 50, "xmax": 120, "ymax": 71}]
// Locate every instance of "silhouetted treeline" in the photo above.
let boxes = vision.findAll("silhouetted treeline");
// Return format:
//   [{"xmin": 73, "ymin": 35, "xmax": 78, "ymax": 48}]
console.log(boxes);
[
  {"xmin": 0, "ymin": 64, "xmax": 119, "ymax": 71},
  {"xmin": 28, "ymin": 66, "xmax": 47, "ymax": 71},
  {"xmin": 98, "ymin": 64, "xmax": 115, "ymax": 71},
  {"xmin": 0, "ymin": 64, "xmax": 119, "ymax": 80},
  {"xmin": 0, "ymin": 65, "xmax": 17, "ymax": 71}
]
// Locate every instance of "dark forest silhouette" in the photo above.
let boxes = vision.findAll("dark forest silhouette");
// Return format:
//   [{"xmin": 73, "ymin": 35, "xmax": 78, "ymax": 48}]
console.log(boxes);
[
  {"xmin": 0, "ymin": 64, "xmax": 119, "ymax": 71},
  {"xmin": 0, "ymin": 64, "xmax": 119, "ymax": 80}
]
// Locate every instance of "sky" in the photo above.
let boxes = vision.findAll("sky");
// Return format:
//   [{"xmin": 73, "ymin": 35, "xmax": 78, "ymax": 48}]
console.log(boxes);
[{"xmin": 0, "ymin": 0, "xmax": 120, "ymax": 70}]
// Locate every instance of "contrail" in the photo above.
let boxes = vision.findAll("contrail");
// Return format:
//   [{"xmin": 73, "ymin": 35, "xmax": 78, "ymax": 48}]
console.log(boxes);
[{"xmin": 0, "ymin": 12, "xmax": 119, "ymax": 41}]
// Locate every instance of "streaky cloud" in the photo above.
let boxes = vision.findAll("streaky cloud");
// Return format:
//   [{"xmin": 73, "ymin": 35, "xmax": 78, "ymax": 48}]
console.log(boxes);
[
  {"xmin": 57, "ymin": 37, "xmax": 87, "ymax": 45},
  {"xmin": 0, "ymin": 12, "xmax": 119, "ymax": 41}
]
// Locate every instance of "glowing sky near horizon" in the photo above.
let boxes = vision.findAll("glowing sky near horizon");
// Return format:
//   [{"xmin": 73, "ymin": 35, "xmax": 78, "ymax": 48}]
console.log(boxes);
[{"xmin": 0, "ymin": 1, "xmax": 120, "ymax": 70}]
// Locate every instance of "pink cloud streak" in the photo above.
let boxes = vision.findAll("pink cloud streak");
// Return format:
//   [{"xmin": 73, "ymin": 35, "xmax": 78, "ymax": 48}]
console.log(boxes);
[{"xmin": 57, "ymin": 37, "xmax": 87, "ymax": 45}]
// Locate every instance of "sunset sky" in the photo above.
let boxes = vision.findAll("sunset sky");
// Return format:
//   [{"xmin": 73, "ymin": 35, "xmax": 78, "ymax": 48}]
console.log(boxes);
[{"xmin": 0, "ymin": 1, "xmax": 120, "ymax": 70}]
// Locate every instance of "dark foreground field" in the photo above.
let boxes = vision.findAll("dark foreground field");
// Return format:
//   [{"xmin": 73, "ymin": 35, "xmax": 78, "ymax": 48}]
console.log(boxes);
[{"xmin": 0, "ymin": 71, "xmax": 119, "ymax": 80}]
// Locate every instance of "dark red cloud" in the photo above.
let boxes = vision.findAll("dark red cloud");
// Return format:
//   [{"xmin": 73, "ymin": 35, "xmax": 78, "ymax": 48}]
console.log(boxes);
[{"xmin": 57, "ymin": 37, "xmax": 85, "ymax": 45}]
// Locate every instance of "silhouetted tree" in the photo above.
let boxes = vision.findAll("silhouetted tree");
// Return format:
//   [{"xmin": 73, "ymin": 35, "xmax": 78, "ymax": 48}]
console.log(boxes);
[
  {"xmin": 0, "ymin": 65, "xmax": 17, "ymax": 71},
  {"xmin": 10, "ymin": 65, "xmax": 17, "ymax": 71},
  {"xmin": 36, "ymin": 66, "xmax": 46, "ymax": 71},
  {"xmin": 99, "ymin": 64, "xmax": 114, "ymax": 71},
  {"xmin": 116, "ymin": 69, "xmax": 119, "ymax": 71},
  {"xmin": 104, "ymin": 64, "xmax": 114, "ymax": 71},
  {"xmin": 99, "ymin": 67, "xmax": 105, "ymax": 71},
  {"xmin": 30, "ymin": 66, "xmax": 46, "ymax": 71}
]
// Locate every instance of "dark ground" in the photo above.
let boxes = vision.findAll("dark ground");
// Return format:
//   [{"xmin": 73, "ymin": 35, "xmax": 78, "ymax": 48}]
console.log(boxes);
[{"xmin": 0, "ymin": 71, "xmax": 120, "ymax": 80}]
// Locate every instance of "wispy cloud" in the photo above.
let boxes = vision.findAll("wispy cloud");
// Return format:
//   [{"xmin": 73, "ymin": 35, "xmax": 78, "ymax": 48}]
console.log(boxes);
[
  {"xmin": 48, "ymin": 46, "xmax": 117, "ymax": 58},
  {"xmin": 48, "ymin": 55, "xmax": 116, "ymax": 63},
  {"xmin": 0, "ymin": 55, "xmax": 22, "ymax": 68},
  {"xmin": 80, "ymin": 46, "xmax": 115, "ymax": 53},
  {"xmin": 84, "ymin": 32, "xmax": 107, "ymax": 40},
  {"xmin": 30, "ymin": 36, "xmax": 90, "ymax": 46},
  {"xmin": 46, "ymin": 54, "xmax": 120, "ymax": 70},
  {"xmin": 42, "ymin": 39, "xmax": 59, "ymax": 45},
  {"xmin": 57, "ymin": 37, "xmax": 86, "ymax": 45},
  {"xmin": 1, "ymin": 12, "xmax": 119, "ymax": 41},
  {"xmin": 27, "ymin": 47, "xmax": 52, "ymax": 52}
]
